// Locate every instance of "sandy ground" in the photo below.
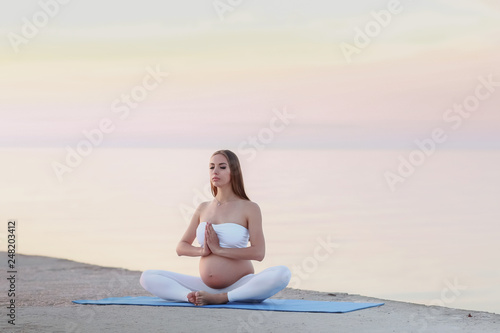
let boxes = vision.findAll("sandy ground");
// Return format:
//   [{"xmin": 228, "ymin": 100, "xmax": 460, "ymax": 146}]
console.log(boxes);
[{"xmin": 1, "ymin": 253, "xmax": 499, "ymax": 333}]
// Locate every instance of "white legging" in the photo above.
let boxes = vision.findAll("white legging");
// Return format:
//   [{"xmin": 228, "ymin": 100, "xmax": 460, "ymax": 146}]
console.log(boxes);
[{"xmin": 140, "ymin": 265, "xmax": 291, "ymax": 303}]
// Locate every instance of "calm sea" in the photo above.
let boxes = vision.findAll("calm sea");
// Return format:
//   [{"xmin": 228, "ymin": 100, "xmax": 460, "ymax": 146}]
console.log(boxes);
[{"xmin": 2, "ymin": 147, "xmax": 499, "ymax": 314}]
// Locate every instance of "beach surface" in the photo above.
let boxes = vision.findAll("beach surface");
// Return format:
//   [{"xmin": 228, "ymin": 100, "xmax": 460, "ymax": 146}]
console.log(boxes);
[{"xmin": 2, "ymin": 253, "xmax": 499, "ymax": 333}]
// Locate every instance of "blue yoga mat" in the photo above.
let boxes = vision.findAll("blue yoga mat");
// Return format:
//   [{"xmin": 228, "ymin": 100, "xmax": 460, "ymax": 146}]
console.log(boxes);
[{"xmin": 73, "ymin": 296, "xmax": 384, "ymax": 313}]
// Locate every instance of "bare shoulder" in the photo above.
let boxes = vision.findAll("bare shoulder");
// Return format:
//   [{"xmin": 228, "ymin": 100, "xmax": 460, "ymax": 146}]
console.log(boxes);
[
  {"xmin": 243, "ymin": 200, "xmax": 262, "ymax": 217},
  {"xmin": 195, "ymin": 201, "xmax": 211, "ymax": 215},
  {"xmin": 244, "ymin": 201, "xmax": 263, "ymax": 234}
]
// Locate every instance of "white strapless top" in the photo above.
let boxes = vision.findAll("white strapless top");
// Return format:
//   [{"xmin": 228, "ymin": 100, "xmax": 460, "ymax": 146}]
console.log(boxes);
[{"xmin": 196, "ymin": 222, "xmax": 249, "ymax": 248}]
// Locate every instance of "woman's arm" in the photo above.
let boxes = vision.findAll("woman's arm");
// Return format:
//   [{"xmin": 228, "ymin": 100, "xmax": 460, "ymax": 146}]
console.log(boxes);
[
  {"xmin": 176, "ymin": 202, "xmax": 210, "ymax": 257},
  {"xmin": 206, "ymin": 202, "xmax": 265, "ymax": 261}
]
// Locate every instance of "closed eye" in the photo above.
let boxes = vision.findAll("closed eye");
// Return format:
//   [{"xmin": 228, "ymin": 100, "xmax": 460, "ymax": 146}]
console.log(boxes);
[{"xmin": 210, "ymin": 163, "xmax": 227, "ymax": 169}]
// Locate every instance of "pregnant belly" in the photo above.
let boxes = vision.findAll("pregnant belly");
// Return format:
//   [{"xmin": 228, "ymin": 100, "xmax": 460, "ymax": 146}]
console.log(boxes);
[{"xmin": 199, "ymin": 255, "xmax": 254, "ymax": 289}]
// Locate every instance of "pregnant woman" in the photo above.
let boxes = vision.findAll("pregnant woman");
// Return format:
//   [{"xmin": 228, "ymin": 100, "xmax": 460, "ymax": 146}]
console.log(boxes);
[{"xmin": 140, "ymin": 149, "xmax": 291, "ymax": 306}]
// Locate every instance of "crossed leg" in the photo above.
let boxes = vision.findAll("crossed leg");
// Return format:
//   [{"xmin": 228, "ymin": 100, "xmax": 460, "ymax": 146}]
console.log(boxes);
[{"xmin": 140, "ymin": 265, "xmax": 291, "ymax": 305}]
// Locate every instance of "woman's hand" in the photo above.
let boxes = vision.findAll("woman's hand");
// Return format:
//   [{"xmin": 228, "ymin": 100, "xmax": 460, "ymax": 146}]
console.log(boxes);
[
  {"xmin": 200, "ymin": 225, "xmax": 212, "ymax": 257},
  {"xmin": 205, "ymin": 222, "xmax": 221, "ymax": 254},
  {"xmin": 200, "ymin": 243, "xmax": 211, "ymax": 257}
]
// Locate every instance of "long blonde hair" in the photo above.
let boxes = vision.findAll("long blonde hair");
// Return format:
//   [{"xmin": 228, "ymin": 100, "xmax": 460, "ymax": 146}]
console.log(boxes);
[{"xmin": 210, "ymin": 150, "xmax": 250, "ymax": 201}]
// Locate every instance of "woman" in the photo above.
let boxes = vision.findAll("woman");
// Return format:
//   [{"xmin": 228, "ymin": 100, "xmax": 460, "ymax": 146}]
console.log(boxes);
[{"xmin": 140, "ymin": 150, "xmax": 291, "ymax": 306}]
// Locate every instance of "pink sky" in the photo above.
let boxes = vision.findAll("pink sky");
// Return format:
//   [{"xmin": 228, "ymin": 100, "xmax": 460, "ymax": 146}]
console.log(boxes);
[{"xmin": 1, "ymin": 0, "xmax": 499, "ymax": 149}]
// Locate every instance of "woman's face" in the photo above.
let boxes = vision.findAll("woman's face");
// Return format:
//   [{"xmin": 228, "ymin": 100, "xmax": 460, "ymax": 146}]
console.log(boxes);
[{"xmin": 209, "ymin": 154, "xmax": 231, "ymax": 188}]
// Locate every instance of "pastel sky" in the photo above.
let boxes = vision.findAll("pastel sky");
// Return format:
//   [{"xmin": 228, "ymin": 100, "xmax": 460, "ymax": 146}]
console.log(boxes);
[
  {"xmin": 1, "ymin": 0, "xmax": 499, "ymax": 149},
  {"xmin": 2, "ymin": 1, "xmax": 500, "ymax": 314}
]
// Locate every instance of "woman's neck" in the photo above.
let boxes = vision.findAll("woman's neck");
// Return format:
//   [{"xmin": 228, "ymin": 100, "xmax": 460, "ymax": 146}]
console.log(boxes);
[{"xmin": 215, "ymin": 187, "xmax": 238, "ymax": 204}]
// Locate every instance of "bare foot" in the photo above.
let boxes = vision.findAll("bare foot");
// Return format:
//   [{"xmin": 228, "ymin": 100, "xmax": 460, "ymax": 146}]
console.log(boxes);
[
  {"xmin": 187, "ymin": 291, "xmax": 197, "ymax": 305},
  {"xmin": 194, "ymin": 291, "xmax": 228, "ymax": 306}
]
